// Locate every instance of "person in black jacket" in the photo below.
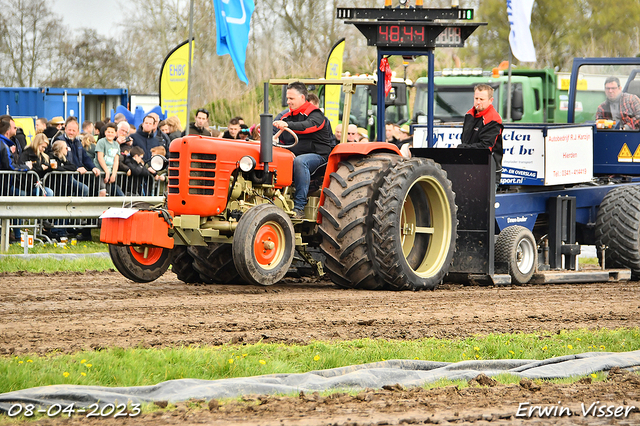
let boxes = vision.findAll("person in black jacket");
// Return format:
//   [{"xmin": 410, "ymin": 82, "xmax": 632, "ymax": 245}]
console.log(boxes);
[
  {"xmin": 129, "ymin": 114, "xmax": 162, "ymax": 162},
  {"xmin": 123, "ymin": 146, "xmax": 155, "ymax": 195},
  {"xmin": 18, "ymin": 133, "xmax": 54, "ymax": 196},
  {"xmin": 459, "ymin": 84, "xmax": 504, "ymax": 187},
  {"xmin": 273, "ymin": 81, "xmax": 334, "ymax": 218}
]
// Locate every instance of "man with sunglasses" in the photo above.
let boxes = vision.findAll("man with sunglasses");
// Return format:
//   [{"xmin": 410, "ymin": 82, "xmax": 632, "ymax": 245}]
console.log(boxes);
[
  {"xmin": 187, "ymin": 108, "xmax": 212, "ymax": 136},
  {"xmin": 596, "ymin": 77, "xmax": 640, "ymax": 130}
]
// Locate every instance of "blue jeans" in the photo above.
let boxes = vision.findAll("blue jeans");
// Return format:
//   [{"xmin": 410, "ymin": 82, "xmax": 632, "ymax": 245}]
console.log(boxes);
[
  {"xmin": 292, "ymin": 153, "xmax": 326, "ymax": 211},
  {"xmin": 33, "ymin": 185, "xmax": 54, "ymax": 197},
  {"xmin": 70, "ymin": 178, "xmax": 90, "ymax": 197}
]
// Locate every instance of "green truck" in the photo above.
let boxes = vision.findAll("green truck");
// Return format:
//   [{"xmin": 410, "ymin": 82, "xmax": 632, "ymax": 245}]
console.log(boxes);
[{"xmin": 412, "ymin": 68, "xmax": 605, "ymax": 125}]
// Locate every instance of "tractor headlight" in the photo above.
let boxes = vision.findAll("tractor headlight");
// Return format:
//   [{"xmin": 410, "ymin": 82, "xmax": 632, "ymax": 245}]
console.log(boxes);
[
  {"xmin": 150, "ymin": 155, "xmax": 168, "ymax": 171},
  {"xmin": 239, "ymin": 155, "xmax": 257, "ymax": 172}
]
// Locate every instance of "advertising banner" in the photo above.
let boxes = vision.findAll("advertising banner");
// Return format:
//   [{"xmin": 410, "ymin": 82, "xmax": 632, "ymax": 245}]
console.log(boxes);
[
  {"xmin": 412, "ymin": 124, "xmax": 594, "ymax": 186},
  {"xmin": 159, "ymin": 40, "xmax": 193, "ymax": 130},
  {"xmin": 324, "ymin": 38, "xmax": 346, "ymax": 133},
  {"xmin": 544, "ymin": 126, "xmax": 593, "ymax": 185}
]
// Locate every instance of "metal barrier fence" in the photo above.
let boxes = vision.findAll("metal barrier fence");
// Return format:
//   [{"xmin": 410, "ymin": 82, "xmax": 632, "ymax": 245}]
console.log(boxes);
[{"xmin": 0, "ymin": 170, "xmax": 164, "ymax": 251}]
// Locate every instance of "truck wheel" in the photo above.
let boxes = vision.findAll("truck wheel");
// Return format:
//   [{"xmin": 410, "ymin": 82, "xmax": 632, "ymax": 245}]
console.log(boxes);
[
  {"xmin": 232, "ymin": 204, "xmax": 295, "ymax": 285},
  {"xmin": 171, "ymin": 246, "xmax": 200, "ymax": 283},
  {"xmin": 372, "ymin": 158, "xmax": 456, "ymax": 290},
  {"xmin": 318, "ymin": 155, "xmax": 398, "ymax": 289},
  {"xmin": 595, "ymin": 185, "xmax": 640, "ymax": 278},
  {"xmin": 188, "ymin": 244, "xmax": 243, "ymax": 284},
  {"xmin": 108, "ymin": 244, "xmax": 172, "ymax": 283},
  {"xmin": 495, "ymin": 225, "xmax": 537, "ymax": 284}
]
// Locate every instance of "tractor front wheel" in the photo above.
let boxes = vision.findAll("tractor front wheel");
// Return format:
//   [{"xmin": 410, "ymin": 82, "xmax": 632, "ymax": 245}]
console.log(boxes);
[
  {"xmin": 108, "ymin": 244, "xmax": 172, "ymax": 283},
  {"xmin": 232, "ymin": 204, "xmax": 295, "ymax": 285}
]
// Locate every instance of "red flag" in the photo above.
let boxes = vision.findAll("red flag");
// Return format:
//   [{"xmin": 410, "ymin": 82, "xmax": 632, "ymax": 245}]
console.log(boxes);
[{"xmin": 379, "ymin": 58, "xmax": 392, "ymax": 97}]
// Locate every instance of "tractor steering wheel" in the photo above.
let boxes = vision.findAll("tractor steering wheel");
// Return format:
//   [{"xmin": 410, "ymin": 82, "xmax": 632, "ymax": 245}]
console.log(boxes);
[{"xmin": 273, "ymin": 127, "xmax": 299, "ymax": 148}]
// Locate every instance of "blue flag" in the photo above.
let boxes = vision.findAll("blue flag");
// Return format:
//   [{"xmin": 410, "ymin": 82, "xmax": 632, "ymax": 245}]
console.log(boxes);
[{"xmin": 213, "ymin": 0, "xmax": 254, "ymax": 84}]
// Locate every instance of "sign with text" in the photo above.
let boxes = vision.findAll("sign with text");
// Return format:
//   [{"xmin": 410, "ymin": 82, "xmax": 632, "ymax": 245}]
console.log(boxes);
[
  {"xmin": 544, "ymin": 126, "xmax": 593, "ymax": 185},
  {"xmin": 159, "ymin": 40, "xmax": 193, "ymax": 130},
  {"xmin": 412, "ymin": 124, "xmax": 594, "ymax": 186}
]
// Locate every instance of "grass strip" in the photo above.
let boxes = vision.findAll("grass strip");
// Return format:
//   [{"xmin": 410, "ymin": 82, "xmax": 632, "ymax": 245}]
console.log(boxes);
[{"xmin": 1, "ymin": 328, "xmax": 638, "ymax": 394}]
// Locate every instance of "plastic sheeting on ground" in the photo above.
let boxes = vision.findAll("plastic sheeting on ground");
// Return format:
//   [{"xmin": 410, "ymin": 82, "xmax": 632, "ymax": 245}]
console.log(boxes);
[
  {"xmin": 0, "ymin": 253, "xmax": 109, "ymax": 260},
  {"xmin": 1, "ymin": 350, "xmax": 639, "ymax": 412}
]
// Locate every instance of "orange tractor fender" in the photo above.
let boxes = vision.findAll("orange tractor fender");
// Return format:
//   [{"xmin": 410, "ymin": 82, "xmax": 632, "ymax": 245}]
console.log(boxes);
[{"xmin": 318, "ymin": 142, "xmax": 401, "ymax": 211}]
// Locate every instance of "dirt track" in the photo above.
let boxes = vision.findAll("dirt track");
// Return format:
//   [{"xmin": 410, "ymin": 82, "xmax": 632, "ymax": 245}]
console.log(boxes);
[{"xmin": 1, "ymin": 271, "xmax": 639, "ymax": 424}]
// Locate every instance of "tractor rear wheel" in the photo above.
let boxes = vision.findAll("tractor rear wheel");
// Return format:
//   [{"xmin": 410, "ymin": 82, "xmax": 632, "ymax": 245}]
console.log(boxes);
[
  {"xmin": 108, "ymin": 244, "xmax": 172, "ymax": 283},
  {"xmin": 232, "ymin": 204, "xmax": 295, "ymax": 285},
  {"xmin": 319, "ymin": 154, "xmax": 398, "ymax": 289},
  {"xmin": 188, "ymin": 244, "xmax": 243, "ymax": 284},
  {"xmin": 495, "ymin": 225, "xmax": 537, "ymax": 284},
  {"xmin": 595, "ymin": 185, "xmax": 640, "ymax": 278},
  {"xmin": 171, "ymin": 246, "xmax": 200, "ymax": 283},
  {"xmin": 371, "ymin": 158, "xmax": 456, "ymax": 290}
]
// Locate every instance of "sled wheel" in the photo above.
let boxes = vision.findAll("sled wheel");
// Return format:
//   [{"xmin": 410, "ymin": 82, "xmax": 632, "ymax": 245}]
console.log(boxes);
[
  {"xmin": 108, "ymin": 244, "xmax": 172, "ymax": 283},
  {"xmin": 171, "ymin": 246, "xmax": 200, "ymax": 283},
  {"xmin": 495, "ymin": 225, "xmax": 537, "ymax": 284},
  {"xmin": 595, "ymin": 185, "xmax": 640, "ymax": 278},
  {"xmin": 318, "ymin": 154, "xmax": 399, "ymax": 289},
  {"xmin": 233, "ymin": 204, "xmax": 295, "ymax": 285},
  {"xmin": 372, "ymin": 158, "xmax": 457, "ymax": 291}
]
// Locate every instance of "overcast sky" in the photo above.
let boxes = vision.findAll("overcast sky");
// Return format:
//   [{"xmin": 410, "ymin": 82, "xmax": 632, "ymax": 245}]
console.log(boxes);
[{"xmin": 54, "ymin": 0, "xmax": 123, "ymax": 38}]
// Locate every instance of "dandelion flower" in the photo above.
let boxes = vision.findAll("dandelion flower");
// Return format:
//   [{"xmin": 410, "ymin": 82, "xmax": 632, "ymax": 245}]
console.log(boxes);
[
  {"xmin": 414, "ymin": 357, "xmax": 419, "ymax": 360},
  {"xmin": 542, "ymin": 346, "xmax": 548, "ymax": 351},
  {"xmin": 242, "ymin": 354, "xmax": 248, "ymax": 357},
  {"xmin": 590, "ymin": 373, "xmax": 597, "ymax": 378},
  {"xmin": 475, "ymin": 354, "xmax": 480, "ymax": 359},
  {"xmin": 81, "ymin": 372, "xmax": 86, "ymax": 377},
  {"xmin": 86, "ymin": 364, "xmax": 92, "ymax": 368},
  {"xmin": 63, "ymin": 372, "xmax": 69, "ymax": 377},
  {"xmin": 81, "ymin": 359, "xmax": 87, "ymax": 364},
  {"xmin": 259, "ymin": 360, "xmax": 266, "ymax": 365},
  {"xmin": 567, "ymin": 345, "xmax": 573, "ymax": 349},
  {"xmin": 228, "ymin": 359, "xmax": 234, "ymax": 364},
  {"xmin": 509, "ymin": 350, "xmax": 515, "ymax": 355},
  {"xmin": 27, "ymin": 359, "xmax": 33, "ymax": 363},
  {"xmin": 576, "ymin": 338, "xmax": 581, "ymax": 341},
  {"xmin": 600, "ymin": 345, "xmax": 605, "ymax": 350},
  {"xmin": 18, "ymin": 360, "xmax": 23, "ymax": 364},
  {"xmin": 474, "ymin": 346, "xmax": 480, "ymax": 351},
  {"xmin": 313, "ymin": 355, "xmax": 320, "ymax": 361}
]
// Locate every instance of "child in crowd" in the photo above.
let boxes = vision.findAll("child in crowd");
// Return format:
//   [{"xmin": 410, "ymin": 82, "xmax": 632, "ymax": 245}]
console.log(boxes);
[
  {"xmin": 81, "ymin": 133, "xmax": 97, "ymax": 162},
  {"xmin": 124, "ymin": 146, "xmax": 155, "ymax": 195},
  {"xmin": 94, "ymin": 123, "xmax": 123, "ymax": 197}
]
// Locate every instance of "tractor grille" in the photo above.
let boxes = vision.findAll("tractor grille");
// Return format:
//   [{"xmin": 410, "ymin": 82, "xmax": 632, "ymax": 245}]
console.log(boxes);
[{"xmin": 167, "ymin": 151, "xmax": 217, "ymax": 195}]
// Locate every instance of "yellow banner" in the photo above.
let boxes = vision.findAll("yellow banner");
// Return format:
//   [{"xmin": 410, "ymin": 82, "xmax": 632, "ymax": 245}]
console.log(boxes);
[
  {"xmin": 14, "ymin": 117, "xmax": 36, "ymax": 146},
  {"xmin": 324, "ymin": 38, "xmax": 345, "ymax": 132},
  {"xmin": 160, "ymin": 40, "xmax": 193, "ymax": 130}
]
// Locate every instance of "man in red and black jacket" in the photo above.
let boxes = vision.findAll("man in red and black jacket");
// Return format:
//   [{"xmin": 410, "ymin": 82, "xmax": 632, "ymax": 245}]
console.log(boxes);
[
  {"xmin": 459, "ymin": 84, "xmax": 504, "ymax": 187},
  {"xmin": 273, "ymin": 81, "xmax": 334, "ymax": 218}
]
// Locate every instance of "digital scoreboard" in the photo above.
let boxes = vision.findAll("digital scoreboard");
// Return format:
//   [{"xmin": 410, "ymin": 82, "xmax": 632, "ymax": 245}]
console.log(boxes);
[{"xmin": 349, "ymin": 21, "xmax": 485, "ymax": 50}]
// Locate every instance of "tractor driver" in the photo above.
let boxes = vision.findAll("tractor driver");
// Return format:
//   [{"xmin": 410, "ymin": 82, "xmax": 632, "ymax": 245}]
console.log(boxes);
[
  {"xmin": 596, "ymin": 76, "xmax": 640, "ymax": 130},
  {"xmin": 273, "ymin": 81, "xmax": 334, "ymax": 219}
]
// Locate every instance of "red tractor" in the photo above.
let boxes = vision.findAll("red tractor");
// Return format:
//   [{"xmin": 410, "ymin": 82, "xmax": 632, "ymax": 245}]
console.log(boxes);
[{"xmin": 101, "ymin": 80, "xmax": 457, "ymax": 290}]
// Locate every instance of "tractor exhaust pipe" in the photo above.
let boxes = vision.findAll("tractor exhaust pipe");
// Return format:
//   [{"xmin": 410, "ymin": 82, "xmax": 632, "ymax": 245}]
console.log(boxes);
[{"xmin": 260, "ymin": 82, "xmax": 273, "ymax": 167}]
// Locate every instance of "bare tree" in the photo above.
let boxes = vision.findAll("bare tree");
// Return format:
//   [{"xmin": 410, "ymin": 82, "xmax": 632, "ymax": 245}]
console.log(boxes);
[{"xmin": 0, "ymin": 0, "xmax": 63, "ymax": 86}]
